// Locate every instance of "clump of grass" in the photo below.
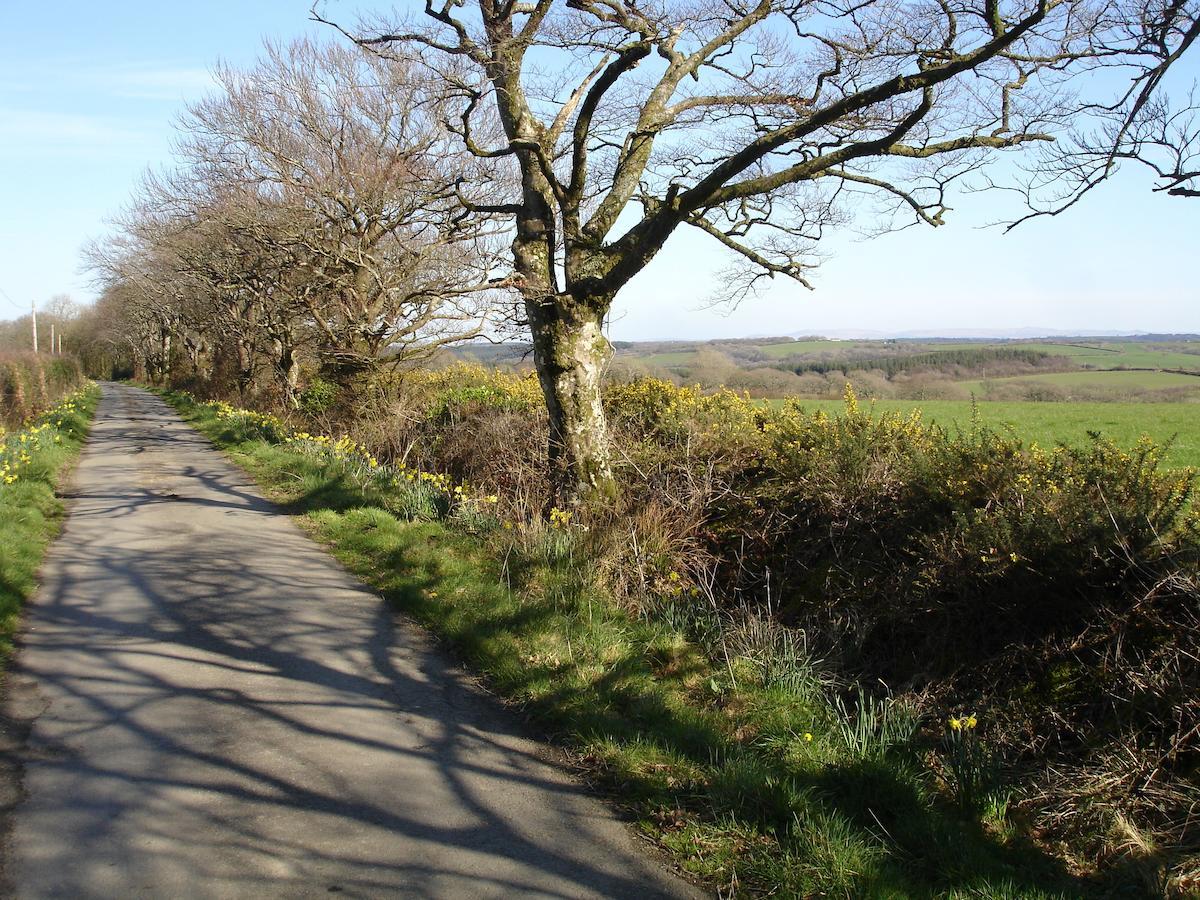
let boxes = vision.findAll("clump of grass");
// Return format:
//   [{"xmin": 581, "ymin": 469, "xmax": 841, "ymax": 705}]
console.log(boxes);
[
  {"xmin": 938, "ymin": 714, "xmax": 1005, "ymax": 816},
  {"xmin": 831, "ymin": 686, "xmax": 921, "ymax": 762}
]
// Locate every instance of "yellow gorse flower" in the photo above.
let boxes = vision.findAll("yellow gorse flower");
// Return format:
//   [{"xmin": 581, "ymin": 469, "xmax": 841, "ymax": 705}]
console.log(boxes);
[{"xmin": 200, "ymin": 395, "xmax": 507, "ymax": 514}]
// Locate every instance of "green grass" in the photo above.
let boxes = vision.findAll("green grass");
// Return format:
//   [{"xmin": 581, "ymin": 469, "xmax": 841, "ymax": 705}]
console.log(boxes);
[
  {"xmin": 1088, "ymin": 345, "xmax": 1200, "ymax": 370},
  {"xmin": 639, "ymin": 341, "xmax": 856, "ymax": 365},
  {"xmin": 163, "ymin": 389, "xmax": 1112, "ymax": 899},
  {"xmin": 0, "ymin": 385, "xmax": 99, "ymax": 662},
  {"xmin": 955, "ymin": 369, "xmax": 1200, "ymax": 396},
  {"xmin": 755, "ymin": 340, "xmax": 854, "ymax": 358},
  {"xmin": 912, "ymin": 342, "xmax": 1120, "ymax": 357},
  {"xmin": 993, "ymin": 370, "xmax": 1199, "ymax": 387},
  {"xmin": 769, "ymin": 398, "xmax": 1200, "ymax": 470},
  {"xmin": 640, "ymin": 350, "xmax": 698, "ymax": 366},
  {"xmin": 996, "ymin": 343, "xmax": 1116, "ymax": 357}
]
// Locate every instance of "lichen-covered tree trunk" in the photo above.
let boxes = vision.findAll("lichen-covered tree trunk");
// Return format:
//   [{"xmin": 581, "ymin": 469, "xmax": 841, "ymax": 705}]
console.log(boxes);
[
  {"xmin": 158, "ymin": 329, "xmax": 172, "ymax": 385},
  {"xmin": 527, "ymin": 296, "xmax": 615, "ymax": 505},
  {"xmin": 273, "ymin": 336, "xmax": 300, "ymax": 408},
  {"xmin": 235, "ymin": 338, "xmax": 254, "ymax": 400},
  {"xmin": 184, "ymin": 334, "xmax": 212, "ymax": 382}
]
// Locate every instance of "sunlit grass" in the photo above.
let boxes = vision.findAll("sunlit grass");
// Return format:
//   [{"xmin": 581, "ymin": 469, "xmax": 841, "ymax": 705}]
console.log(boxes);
[{"xmin": 0, "ymin": 384, "xmax": 99, "ymax": 662}]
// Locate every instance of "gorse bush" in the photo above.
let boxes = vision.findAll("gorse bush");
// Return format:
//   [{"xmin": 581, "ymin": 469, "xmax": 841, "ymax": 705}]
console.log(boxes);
[
  {"xmin": 593, "ymin": 378, "xmax": 1193, "ymax": 664},
  {"xmin": 303, "ymin": 365, "xmax": 1197, "ymax": 671},
  {"xmin": 298, "ymin": 376, "xmax": 338, "ymax": 417}
]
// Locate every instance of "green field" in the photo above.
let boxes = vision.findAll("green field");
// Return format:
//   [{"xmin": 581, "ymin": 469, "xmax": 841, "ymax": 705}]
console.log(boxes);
[
  {"xmin": 638, "ymin": 352, "xmax": 696, "ymax": 367},
  {"xmin": 957, "ymin": 369, "xmax": 1200, "ymax": 396},
  {"xmin": 770, "ymin": 398, "xmax": 1200, "ymax": 469},
  {"xmin": 640, "ymin": 350, "xmax": 699, "ymax": 365},
  {"xmin": 1087, "ymin": 344, "xmax": 1200, "ymax": 370},
  {"xmin": 997, "ymin": 342, "xmax": 1112, "ymax": 356},
  {"xmin": 642, "ymin": 341, "xmax": 859, "ymax": 365},
  {"xmin": 632, "ymin": 338, "xmax": 1200, "ymax": 373},
  {"xmin": 755, "ymin": 339, "xmax": 852, "ymax": 357}
]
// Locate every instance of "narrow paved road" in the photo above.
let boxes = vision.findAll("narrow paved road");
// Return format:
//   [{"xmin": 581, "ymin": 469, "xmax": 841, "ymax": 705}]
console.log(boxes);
[{"xmin": 0, "ymin": 384, "xmax": 697, "ymax": 899}]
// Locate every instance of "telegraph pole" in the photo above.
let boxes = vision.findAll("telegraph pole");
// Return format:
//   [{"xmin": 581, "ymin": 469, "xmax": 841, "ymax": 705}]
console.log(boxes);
[
  {"xmin": 31, "ymin": 300, "xmax": 38, "ymax": 353},
  {"xmin": 50, "ymin": 323, "xmax": 56, "ymax": 356}
]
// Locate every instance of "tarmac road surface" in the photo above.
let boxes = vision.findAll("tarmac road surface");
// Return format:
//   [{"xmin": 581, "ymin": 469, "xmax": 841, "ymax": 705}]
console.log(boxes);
[{"xmin": 0, "ymin": 383, "xmax": 699, "ymax": 899}]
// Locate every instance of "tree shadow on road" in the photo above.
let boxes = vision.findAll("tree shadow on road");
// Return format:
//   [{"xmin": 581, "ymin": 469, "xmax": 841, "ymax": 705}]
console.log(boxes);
[{"xmin": 0, "ymin": 385, "xmax": 692, "ymax": 897}]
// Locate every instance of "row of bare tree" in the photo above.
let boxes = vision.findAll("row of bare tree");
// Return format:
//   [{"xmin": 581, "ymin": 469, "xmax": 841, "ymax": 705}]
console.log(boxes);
[
  {"xmin": 88, "ymin": 40, "xmax": 508, "ymax": 406},
  {"xmin": 88, "ymin": 0, "xmax": 1196, "ymax": 501}
]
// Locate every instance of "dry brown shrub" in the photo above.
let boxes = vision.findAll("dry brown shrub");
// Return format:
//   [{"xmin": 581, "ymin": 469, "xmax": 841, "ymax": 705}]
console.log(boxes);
[
  {"xmin": 0, "ymin": 353, "xmax": 86, "ymax": 428},
  {"xmin": 581, "ymin": 479, "xmax": 719, "ymax": 607},
  {"xmin": 433, "ymin": 406, "xmax": 550, "ymax": 515},
  {"xmin": 0, "ymin": 361, "xmax": 28, "ymax": 427},
  {"xmin": 942, "ymin": 565, "xmax": 1200, "ymax": 886}
]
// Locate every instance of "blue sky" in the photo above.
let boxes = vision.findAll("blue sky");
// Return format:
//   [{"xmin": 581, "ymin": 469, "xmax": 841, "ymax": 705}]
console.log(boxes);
[{"xmin": 1, "ymin": 1, "xmax": 1197, "ymax": 339}]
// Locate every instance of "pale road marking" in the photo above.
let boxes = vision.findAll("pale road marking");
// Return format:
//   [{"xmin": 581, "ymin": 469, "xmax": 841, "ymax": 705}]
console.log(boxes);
[{"xmin": 0, "ymin": 383, "xmax": 701, "ymax": 899}]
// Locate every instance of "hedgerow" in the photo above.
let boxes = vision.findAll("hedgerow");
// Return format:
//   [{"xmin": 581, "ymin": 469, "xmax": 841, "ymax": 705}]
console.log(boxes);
[
  {"xmin": 0, "ymin": 353, "xmax": 86, "ymax": 429},
  {"xmin": 171, "ymin": 363, "xmax": 1200, "ymax": 892}
]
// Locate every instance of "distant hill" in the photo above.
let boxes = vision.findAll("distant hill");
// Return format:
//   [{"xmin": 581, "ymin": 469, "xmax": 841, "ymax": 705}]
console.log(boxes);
[
  {"xmin": 797, "ymin": 329, "xmax": 1200, "ymax": 341},
  {"xmin": 447, "ymin": 332, "xmax": 1200, "ymax": 359}
]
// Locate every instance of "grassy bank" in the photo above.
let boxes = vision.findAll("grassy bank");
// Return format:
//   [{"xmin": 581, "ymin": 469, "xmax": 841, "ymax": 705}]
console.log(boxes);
[
  {"xmin": 0, "ymin": 384, "xmax": 99, "ymax": 661},
  {"xmin": 162, "ymin": 388, "xmax": 1142, "ymax": 899}
]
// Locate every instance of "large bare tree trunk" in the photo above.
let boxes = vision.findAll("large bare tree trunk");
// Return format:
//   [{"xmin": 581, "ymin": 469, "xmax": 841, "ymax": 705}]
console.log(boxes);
[
  {"xmin": 183, "ymin": 334, "xmax": 212, "ymax": 382},
  {"xmin": 273, "ymin": 336, "xmax": 300, "ymax": 408},
  {"xmin": 159, "ymin": 329, "xmax": 172, "ymax": 384},
  {"xmin": 235, "ymin": 338, "xmax": 254, "ymax": 400},
  {"xmin": 527, "ymin": 297, "xmax": 614, "ymax": 504}
]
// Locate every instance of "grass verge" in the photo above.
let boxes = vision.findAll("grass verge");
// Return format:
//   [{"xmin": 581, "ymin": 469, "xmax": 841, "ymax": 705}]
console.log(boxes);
[
  {"xmin": 164, "ymin": 388, "xmax": 1117, "ymax": 899},
  {"xmin": 0, "ymin": 384, "xmax": 99, "ymax": 663}
]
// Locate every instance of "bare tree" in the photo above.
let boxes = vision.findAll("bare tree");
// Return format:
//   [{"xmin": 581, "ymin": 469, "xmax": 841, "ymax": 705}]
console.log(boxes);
[
  {"xmin": 89, "ymin": 38, "xmax": 508, "ymax": 405},
  {"xmin": 316, "ymin": 0, "xmax": 1198, "ymax": 502},
  {"xmin": 180, "ymin": 39, "xmax": 505, "ymax": 385},
  {"xmin": 1005, "ymin": 1, "xmax": 1199, "ymax": 220},
  {"xmin": 88, "ymin": 184, "xmax": 272, "ymax": 393}
]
